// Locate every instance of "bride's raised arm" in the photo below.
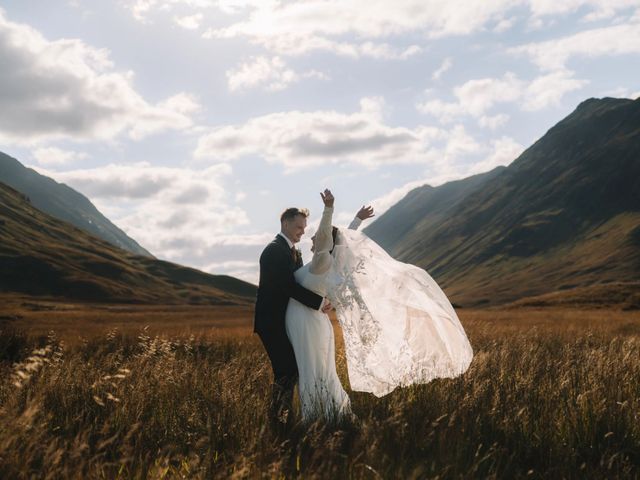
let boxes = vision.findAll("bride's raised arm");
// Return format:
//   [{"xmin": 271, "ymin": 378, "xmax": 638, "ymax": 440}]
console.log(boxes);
[
  {"xmin": 347, "ymin": 205, "xmax": 375, "ymax": 231},
  {"xmin": 309, "ymin": 189, "xmax": 334, "ymax": 275}
]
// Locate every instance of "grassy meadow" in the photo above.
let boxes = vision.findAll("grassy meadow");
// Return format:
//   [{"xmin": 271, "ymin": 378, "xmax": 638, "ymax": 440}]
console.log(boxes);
[{"xmin": 1, "ymin": 298, "xmax": 640, "ymax": 478}]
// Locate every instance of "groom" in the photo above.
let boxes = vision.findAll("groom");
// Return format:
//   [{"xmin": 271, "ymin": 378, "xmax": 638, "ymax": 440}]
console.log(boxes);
[{"xmin": 254, "ymin": 207, "xmax": 332, "ymax": 427}]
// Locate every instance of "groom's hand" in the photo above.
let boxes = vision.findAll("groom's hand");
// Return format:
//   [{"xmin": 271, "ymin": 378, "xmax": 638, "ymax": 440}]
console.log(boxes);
[{"xmin": 321, "ymin": 298, "xmax": 333, "ymax": 313}]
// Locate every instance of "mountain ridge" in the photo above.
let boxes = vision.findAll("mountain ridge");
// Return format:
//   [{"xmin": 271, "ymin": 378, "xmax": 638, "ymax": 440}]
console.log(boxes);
[
  {"xmin": 0, "ymin": 152, "xmax": 153, "ymax": 257},
  {"xmin": 0, "ymin": 181, "xmax": 256, "ymax": 305},
  {"xmin": 365, "ymin": 97, "xmax": 640, "ymax": 307}
]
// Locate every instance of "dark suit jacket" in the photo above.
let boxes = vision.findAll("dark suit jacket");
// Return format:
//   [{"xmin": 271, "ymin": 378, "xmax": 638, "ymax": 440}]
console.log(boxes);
[{"xmin": 254, "ymin": 235, "xmax": 323, "ymax": 333}]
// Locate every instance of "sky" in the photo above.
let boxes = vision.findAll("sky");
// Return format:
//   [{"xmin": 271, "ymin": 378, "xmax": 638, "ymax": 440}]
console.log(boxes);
[{"xmin": 1, "ymin": 0, "xmax": 639, "ymax": 284}]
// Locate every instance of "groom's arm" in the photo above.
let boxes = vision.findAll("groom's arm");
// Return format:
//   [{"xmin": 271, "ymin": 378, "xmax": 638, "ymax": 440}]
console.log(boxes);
[{"xmin": 261, "ymin": 245, "xmax": 323, "ymax": 310}]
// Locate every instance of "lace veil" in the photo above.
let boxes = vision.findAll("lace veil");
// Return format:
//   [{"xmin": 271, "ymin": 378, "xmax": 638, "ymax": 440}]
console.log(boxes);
[{"xmin": 328, "ymin": 229, "xmax": 473, "ymax": 397}]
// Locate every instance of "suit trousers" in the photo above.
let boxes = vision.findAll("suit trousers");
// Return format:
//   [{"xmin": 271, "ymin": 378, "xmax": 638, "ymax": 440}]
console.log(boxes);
[{"xmin": 257, "ymin": 328, "xmax": 299, "ymax": 423}]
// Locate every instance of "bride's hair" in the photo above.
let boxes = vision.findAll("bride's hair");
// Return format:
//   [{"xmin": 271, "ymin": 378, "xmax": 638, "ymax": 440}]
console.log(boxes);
[{"xmin": 330, "ymin": 226, "xmax": 339, "ymax": 254}]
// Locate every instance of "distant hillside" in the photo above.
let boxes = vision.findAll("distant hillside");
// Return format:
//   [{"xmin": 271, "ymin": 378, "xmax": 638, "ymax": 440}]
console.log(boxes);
[
  {"xmin": 365, "ymin": 97, "xmax": 640, "ymax": 308},
  {"xmin": 0, "ymin": 182, "xmax": 256, "ymax": 305},
  {"xmin": 365, "ymin": 166, "xmax": 507, "ymax": 252},
  {"xmin": 0, "ymin": 152, "xmax": 152, "ymax": 257}
]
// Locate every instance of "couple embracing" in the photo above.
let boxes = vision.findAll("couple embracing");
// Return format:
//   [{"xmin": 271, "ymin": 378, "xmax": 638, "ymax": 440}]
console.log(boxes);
[{"xmin": 254, "ymin": 189, "xmax": 473, "ymax": 427}]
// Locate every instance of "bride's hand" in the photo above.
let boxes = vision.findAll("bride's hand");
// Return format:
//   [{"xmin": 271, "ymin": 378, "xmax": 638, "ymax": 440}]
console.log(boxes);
[
  {"xmin": 320, "ymin": 189, "xmax": 334, "ymax": 207},
  {"xmin": 321, "ymin": 299, "xmax": 333, "ymax": 313},
  {"xmin": 356, "ymin": 205, "xmax": 375, "ymax": 221}
]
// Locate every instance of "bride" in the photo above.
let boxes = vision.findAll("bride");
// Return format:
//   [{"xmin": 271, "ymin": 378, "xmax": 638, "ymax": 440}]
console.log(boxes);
[
  {"xmin": 286, "ymin": 189, "xmax": 473, "ymax": 422},
  {"xmin": 285, "ymin": 189, "xmax": 354, "ymax": 422}
]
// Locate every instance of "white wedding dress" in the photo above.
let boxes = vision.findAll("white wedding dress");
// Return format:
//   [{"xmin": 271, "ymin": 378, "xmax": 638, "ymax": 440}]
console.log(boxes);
[{"xmin": 285, "ymin": 205, "xmax": 352, "ymax": 422}]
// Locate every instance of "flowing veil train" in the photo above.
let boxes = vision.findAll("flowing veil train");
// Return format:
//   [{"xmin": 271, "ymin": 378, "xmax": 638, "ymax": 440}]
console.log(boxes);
[{"xmin": 328, "ymin": 229, "xmax": 473, "ymax": 397}]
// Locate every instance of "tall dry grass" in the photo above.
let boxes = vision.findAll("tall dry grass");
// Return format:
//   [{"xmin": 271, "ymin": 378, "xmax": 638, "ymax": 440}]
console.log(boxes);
[{"xmin": 1, "ymin": 309, "xmax": 640, "ymax": 478}]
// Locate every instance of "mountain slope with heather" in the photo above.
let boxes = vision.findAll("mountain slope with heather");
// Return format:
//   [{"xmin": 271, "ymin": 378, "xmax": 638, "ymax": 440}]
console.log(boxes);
[
  {"xmin": 365, "ymin": 97, "xmax": 640, "ymax": 308},
  {"xmin": 0, "ymin": 181, "xmax": 256, "ymax": 304},
  {"xmin": 0, "ymin": 152, "xmax": 152, "ymax": 257}
]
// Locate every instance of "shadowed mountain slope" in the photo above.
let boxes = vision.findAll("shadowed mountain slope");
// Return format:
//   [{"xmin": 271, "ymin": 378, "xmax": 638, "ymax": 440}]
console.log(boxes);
[
  {"xmin": 365, "ymin": 166, "xmax": 507, "ymax": 252},
  {"xmin": 0, "ymin": 182, "xmax": 256, "ymax": 304},
  {"xmin": 365, "ymin": 97, "xmax": 640, "ymax": 307},
  {"xmin": 0, "ymin": 152, "xmax": 152, "ymax": 257}
]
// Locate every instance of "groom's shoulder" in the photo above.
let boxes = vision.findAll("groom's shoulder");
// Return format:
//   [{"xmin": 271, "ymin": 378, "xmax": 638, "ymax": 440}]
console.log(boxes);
[{"xmin": 261, "ymin": 236, "xmax": 285, "ymax": 256}]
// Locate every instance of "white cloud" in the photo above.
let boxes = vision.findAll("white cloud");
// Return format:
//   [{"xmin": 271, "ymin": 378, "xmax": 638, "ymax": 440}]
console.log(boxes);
[
  {"xmin": 203, "ymin": 0, "xmax": 638, "ymax": 55},
  {"xmin": 208, "ymin": 26, "xmax": 422, "ymax": 60},
  {"xmin": 130, "ymin": 93, "xmax": 201, "ymax": 140},
  {"xmin": 522, "ymin": 70, "xmax": 589, "ymax": 110},
  {"xmin": 128, "ymin": 0, "xmax": 159, "ymax": 22},
  {"xmin": 32, "ymin": 147, "xmax": 88, "ymax": 167},
  {"xmin": 193, "ymin": 98, "xmax": 485, "ymax": 173},
  {"xmin": 203, "ymin": 0, "xmax": 514, "ymax": 57},
  {"xmin": 527, "ymin": 0, "xmax": 638, "ymax": 20},
  {"xmin": 455, "ymin": 72, "xmax": 524, "ymax": 116},
  {"xmin": 127, "ymin": 0, "xmax": 217, "ymax": 22},
  {"xmin": 125, "ymin": 0, "xmax": 639, "ymax": 64},
  {"xmin": 418, "ymin": 73, "xmax": 524, "ymax": 123},
  {"xmin": 0, "ymin": 9, "xmax": 199, "ymax": 145},
  {"xmin": 122, "ymin": 0, "xmax": 640, "ymax": 70},
  {"xmin": 442, "ymin": 124, "xmax": 481, "ymax": 158},
  {"xmin": 356, "ymin": 42, "xmax": 422, "ymax": 60},
  {"xmin": 601, "ymin": 87, "xmax": 640, "ymax": 99},
  {"xmin": 418, "ymin": 70, "xmax": 587, "ymax": 124},
  {"xmin": 493, "ymin": 16, "xmax": 516, "ymax": 32},
  {"xmin": 205, "ymin": 232, "xmax": 275, "ymax": 247},
  {"xmin": 525, "ymin": 16, "xmax": 548, "ymax": 30},
  {"xmin": 204, "ymin": 259, "xmax": 258, "ymax": 283},
  {"xmin": 32, "ymin": 163, "xmax": 252, "ymax": 270},
  {"xmin": 226, "ymin": 56, "xmax": 327, "ymax": 92},
  {"xmin": 41, "ymin": 162, "xmax": 230, "ymax": 200},
  {"xmin": 206, "ymin": 1, "xmax": 514, "ymax": 45},
  {"xmin": 205, "ymin": 258, "xmax": 256, "ymax": 272},
  {"xmin": 174, "ymin": 13, "xmax": 204, "ymax": 30},
  {"xmin": 195, "ymin": 97, "xmax": 441, "ymax": 170},
  {"xmin": 416, "ymin": 99, "xmax": 467, "ymax": 124},
  {"xmin": 432, "ymin": 57, "xmax": 453, "ymax": 80},
  {"xmin": 479, "ymin": 114, "xmax": 510, "ymax": 129},
  {"xmin": 216, "ymin": 0, "xmax": 272, "ymax": 15},
  {"xmin": 511, "ymin": 21, "xmax": 640, "ymax": 70},
  {"xmin": 467, "ymin": 136, "xmax": 524, "ymax": 175},
  {"xmin": 174, "ymin": 231, "xmax": 275, "ymax": 284}
]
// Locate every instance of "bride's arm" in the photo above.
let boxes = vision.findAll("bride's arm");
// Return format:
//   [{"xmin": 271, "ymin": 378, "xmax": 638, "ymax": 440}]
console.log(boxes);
[
  {"xmin": 348, "ymin": 205, "xmax": 375, "ymax": 231},
  {"xmin": 309, "ymin": 190, "xmax": 334, "ymax": 275},
  {"xmin": 347, "ymin": 217, "xmax": 361, "ymax": 231}
]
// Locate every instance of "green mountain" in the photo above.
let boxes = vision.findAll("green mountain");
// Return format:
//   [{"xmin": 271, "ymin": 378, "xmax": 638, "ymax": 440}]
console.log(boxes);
[
  {"xmin": 365, "ymin": 97, "xmax": 640, "ymax": 308},
  {"xmin": 0, "ymin": 152, "xmax": 152, "ymax": 257},
  {"xmin": 0, "ymin": 181, "xmax": 256, "ymax": 304}
]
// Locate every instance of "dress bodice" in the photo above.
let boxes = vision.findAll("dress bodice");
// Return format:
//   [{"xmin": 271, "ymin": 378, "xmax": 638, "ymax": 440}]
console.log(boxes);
[{"xmin": 295, "ymin": 263, "xmax": 330, "ymax": 297}]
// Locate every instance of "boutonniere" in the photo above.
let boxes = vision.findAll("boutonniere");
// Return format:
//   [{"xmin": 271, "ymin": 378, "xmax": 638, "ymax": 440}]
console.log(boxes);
[{"xmin": 295, "ymin": 248, "xmax": 302, "ymax": 262}]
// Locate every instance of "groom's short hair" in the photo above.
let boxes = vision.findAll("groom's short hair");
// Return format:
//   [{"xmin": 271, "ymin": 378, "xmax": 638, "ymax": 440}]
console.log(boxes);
[{"xmin": 280, "ymin": 207, "xmax": 310, "ymax": 223}]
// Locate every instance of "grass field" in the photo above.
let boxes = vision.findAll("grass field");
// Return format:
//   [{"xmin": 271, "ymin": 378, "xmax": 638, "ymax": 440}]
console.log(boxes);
[{"xmin": 1, "ymin": 298, "xmax": 640, "ymax": 478}]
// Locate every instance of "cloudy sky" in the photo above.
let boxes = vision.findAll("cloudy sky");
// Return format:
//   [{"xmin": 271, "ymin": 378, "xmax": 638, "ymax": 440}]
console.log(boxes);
[{"xmin": 1, "ymin": 1, "xmax": 639, "ymax": 283}]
